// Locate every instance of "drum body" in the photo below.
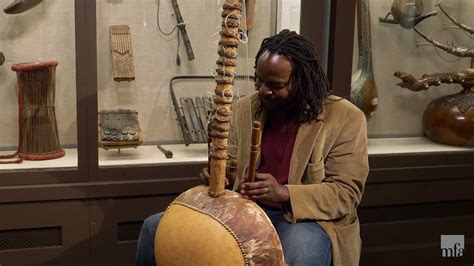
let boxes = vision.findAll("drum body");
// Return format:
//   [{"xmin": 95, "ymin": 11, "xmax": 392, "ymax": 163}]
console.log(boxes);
[
  {"xmin": 154, "ymin": 185, "xmax": 285, "ymax": 266},
  {"xmin": 422, "ymin": 89, "xmax": 474, "ymax": 146},
  {"xmin": 12, "ymin": 61, "xmax": 65, "ymax": 160}
]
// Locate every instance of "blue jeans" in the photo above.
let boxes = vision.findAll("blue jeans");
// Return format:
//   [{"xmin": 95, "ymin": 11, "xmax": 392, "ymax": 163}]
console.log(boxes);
[{"xmin": 136, "ymin": 206, "xmax": 332, "ymax": 266}]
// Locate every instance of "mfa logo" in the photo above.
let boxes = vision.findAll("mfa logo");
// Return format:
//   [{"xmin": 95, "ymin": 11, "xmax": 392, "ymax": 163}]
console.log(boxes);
[{"xmin": 440, "ymin": 235, "xmax": 464, "ymax": 258}]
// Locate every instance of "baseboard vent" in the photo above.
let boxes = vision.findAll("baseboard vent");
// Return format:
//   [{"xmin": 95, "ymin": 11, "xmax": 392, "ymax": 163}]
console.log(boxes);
[
  {"xmin": 118, "ymin": 221, "xmax": 142, "ymax": 243},
  {"xmin": 0, "ymin": 226, "xmax": 62, "ymax": 251}
]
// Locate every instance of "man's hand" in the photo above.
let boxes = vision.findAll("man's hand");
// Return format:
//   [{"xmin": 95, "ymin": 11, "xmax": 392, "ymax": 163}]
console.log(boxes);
[
  {"xmin": 199, "ymin": 161, "xmax": 237, "ymax": 186},
  {"xmin": 239, "ymin": 173, "xmax": 290, "ymax": 203},
  {"xmin": 199, "ymin": 167, "xmax": 211, "ymax": 185}
]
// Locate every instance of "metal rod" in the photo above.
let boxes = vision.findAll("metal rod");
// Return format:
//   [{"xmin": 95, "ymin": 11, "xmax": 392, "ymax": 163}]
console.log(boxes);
[{"xmin": 157, "ymin": 144, "xmax": 173, "ymax": 158}]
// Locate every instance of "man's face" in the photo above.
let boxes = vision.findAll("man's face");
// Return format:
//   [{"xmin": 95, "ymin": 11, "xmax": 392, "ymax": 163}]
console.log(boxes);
[{"xmin": 255, "ymin": 51, "xmax": 295, "ymax": 110}]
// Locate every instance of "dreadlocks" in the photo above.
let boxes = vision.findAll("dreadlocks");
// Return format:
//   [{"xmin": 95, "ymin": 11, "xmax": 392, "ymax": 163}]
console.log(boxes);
[{"xmin": 255, "ymin": 29, "xmax": 331, "ymax": 126}]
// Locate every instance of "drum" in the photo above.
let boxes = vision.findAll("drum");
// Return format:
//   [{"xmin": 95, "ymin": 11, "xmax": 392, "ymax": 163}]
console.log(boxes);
[
  {"xmin": 155, "ymin": 186, "xmax": 285, "ymax": 265},
  {"xmin": 11, "ymin": 60, "xmax": 65, "ymax": 160}
]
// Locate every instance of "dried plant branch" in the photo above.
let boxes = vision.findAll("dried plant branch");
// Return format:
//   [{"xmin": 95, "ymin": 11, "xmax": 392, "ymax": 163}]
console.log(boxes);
[
  {"xmin": 436, "ymin": 3, "xmax": 474, "ymax": 34},
  {"xmin": 414, "ymin": 27, "xmax": 474, "ymax": 57},
  {"xmin": 394, "ymin": 70, "xmax": 467, "ymax": 91}
]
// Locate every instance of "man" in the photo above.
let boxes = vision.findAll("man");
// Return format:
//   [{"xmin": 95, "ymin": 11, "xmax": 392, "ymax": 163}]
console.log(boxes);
[{"xmin": 137, "ymin": 29, "xmax": 368, "ymax": 266}]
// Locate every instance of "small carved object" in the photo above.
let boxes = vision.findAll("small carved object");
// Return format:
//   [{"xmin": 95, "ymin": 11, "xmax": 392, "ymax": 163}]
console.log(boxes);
[
  {"xmin": 3, "ymin": 0, "xmax": 42, "ymax": 14},
  {"xmin": 1, "ymin": 61, "xmax": 64, "ymax": 163},
  {"xmin": 98, "ymin": 109, "xmax": 143, "ymax": 151},
  {"xmin": 395, "ymin": 70, "xmax": 474, "ymax": 146},
  {"xmin": 379, "ymin": 0, "xmax": 437, "ymax": 29},
  {"xmin": 351, "ymin": 0, "xmax": 378, "ymax": 120},
  {"xmin": 154, "ymin": 1, "xmax": 285, "ymax": 265},
  {"xmin": 109, "ymin": 25, "xmax": 135, "ymax": 81}
]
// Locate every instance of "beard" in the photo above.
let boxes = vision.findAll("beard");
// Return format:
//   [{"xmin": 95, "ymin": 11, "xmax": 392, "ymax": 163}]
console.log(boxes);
[{"xmin": 259, "ymin": 90, "xmax": 297, "ymax": 111}]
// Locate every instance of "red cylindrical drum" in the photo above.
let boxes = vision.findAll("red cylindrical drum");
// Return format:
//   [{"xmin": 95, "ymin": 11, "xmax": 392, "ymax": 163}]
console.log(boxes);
[{"xmin": 11, "ymin": 60, "xmax": 65, "ymax": 160}]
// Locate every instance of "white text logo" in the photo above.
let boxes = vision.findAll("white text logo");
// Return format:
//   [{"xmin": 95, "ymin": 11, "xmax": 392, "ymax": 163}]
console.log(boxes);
[{"xmin": 440, "ymin": 235, "xmax": 464, "ymax": 258}]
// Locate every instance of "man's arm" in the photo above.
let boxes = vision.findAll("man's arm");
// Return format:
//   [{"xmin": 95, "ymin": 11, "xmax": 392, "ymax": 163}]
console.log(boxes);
[{"xmin": 286, "ymin": 110, "xmax": 369, "ymax": 221}]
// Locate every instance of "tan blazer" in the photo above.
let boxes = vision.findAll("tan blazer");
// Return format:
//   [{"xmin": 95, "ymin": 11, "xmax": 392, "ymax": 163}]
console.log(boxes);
[{"xmin": 231, "ymin": 93, "xmax": 369, "ymax": 266}]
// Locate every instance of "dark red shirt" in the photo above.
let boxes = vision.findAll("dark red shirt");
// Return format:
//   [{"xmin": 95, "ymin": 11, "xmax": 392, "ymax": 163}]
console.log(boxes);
[{"xmin": 257, "ymin": 108, "xmax": 298, "ymax": 209}]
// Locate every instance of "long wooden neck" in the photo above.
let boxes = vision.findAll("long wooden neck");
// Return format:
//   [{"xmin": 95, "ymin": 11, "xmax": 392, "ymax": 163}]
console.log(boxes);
[{"xmin": 208, "ymin": 0, "xmax": 242, "ymax": 197}]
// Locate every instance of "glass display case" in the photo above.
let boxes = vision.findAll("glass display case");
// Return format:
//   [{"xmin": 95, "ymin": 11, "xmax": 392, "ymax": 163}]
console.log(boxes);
[
  {"xmin": 352, "ymin": 0, "xmax": 474, "ymax": 155},
  {"xmin": 94, "ymin": 0, "xmax": 282, "ymax": 169},
  {"xmin": 0, "ymin": 0, "xmax": 307, "ymax": 179},
  {"xmin": 0, "ymin": 0, "xmax": 88, "ymax": 185},
  {"xmin": 349, "ymin": 1, "xmax": 474, "ymax": 264}
]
